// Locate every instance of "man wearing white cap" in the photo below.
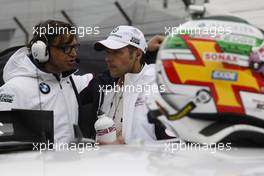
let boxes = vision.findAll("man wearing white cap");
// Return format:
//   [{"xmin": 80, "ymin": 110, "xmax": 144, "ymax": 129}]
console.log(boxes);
[{"xmin": 94, "ymin": 25, "xmax": 158, "ymax": 144}]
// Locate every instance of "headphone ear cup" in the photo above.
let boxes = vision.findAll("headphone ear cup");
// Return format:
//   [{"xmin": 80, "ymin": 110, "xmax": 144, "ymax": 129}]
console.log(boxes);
[{"xmin": 31, "ymin": 40, "xmax": 49, "ymax": 63}]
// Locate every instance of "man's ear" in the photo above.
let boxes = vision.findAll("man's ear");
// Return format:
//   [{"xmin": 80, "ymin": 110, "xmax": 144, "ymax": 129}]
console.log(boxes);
[{"xmin": 136, "ymin": 49, "xmax": 142, "ymax": 59}]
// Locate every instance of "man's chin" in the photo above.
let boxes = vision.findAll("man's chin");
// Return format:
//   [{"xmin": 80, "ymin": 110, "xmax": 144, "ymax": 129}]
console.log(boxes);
[
  {"xmin": 62, "ymin": 66, "xmax": 78, "ymax": 73},
  {"xmin": 68, "ymin": 63, "xmax": 78, "ymax": 70},
  {"xmin": 110, "ymin": 72, "xmax": 121, "ymax": 78}
]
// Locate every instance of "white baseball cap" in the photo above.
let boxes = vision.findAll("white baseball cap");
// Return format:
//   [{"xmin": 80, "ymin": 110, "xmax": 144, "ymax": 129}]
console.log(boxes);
[{"xmin": 94, "ymin": 25, "xmax": 147, "ymax": 53}]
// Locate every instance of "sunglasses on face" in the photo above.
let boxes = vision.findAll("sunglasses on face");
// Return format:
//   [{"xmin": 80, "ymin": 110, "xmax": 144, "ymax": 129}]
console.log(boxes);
[{"xmin": 50, "ymin": 43, "xmax": 80, "ymax": 54}]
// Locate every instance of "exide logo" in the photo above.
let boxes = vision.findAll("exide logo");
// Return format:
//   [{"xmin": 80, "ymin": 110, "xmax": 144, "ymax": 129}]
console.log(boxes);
[{"xmin": 212, "ymin": 70, "xmax": 238, "ymax": 81}]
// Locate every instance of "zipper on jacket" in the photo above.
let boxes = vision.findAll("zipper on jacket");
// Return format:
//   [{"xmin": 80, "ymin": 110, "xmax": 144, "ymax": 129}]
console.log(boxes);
[
  {"xmin": 59, "ymin": 81, "xmax": 62, "ymax": 89},
  {"xmin": 54, "ymin": 73, "xmax": 63, "ymax": 89}
]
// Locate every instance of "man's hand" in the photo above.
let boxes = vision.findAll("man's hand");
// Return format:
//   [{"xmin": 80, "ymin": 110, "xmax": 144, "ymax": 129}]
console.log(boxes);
[
  {"xmin": 147, "ymin": 35, "xmax": 165, "ymax": 52},
  {"xmin": 97, "ymin": 129, "xmax": 124, "ymax": 145}
]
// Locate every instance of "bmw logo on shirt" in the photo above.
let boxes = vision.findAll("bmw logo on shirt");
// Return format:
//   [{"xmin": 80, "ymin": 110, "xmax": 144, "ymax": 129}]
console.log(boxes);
[{"xmin": 39, "ymin": 82, "xmax": 50, "ymax": 94}]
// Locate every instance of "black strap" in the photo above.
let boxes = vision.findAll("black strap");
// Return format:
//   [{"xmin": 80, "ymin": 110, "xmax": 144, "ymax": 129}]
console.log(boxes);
[
  {"xmin": 69, "ymin": 76, "xmax": 81, "ymax": 107},
  {"xmin": 69, "ymin": 76, "xmax": 87, "ymax": 139}
]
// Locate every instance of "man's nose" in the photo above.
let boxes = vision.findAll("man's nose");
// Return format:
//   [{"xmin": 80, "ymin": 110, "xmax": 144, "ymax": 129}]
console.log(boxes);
[{"xmin": 69, "ymin": 49, "xmax": 77, "ymax": 58}]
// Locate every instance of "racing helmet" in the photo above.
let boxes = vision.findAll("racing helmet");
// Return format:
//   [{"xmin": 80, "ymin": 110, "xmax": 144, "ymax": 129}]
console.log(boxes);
[{"xmin": 148, "ymin": 16, "xmax": 264, "ymax": 146}]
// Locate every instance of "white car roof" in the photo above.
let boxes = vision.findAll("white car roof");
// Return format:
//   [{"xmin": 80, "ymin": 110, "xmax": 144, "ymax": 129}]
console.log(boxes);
[{"xmin": 1, "ymin": 143, "xmax": 264, "ymax": 176}]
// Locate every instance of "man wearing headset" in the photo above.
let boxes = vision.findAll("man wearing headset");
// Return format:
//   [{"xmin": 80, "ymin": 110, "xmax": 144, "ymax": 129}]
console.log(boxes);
[
  {"xmin": 0, "ymin": 20, "xmax": 93, "ymax": 143},
  {"xmin": 90, "ymin": 25, "xmax": 162, "ymax": 144}
]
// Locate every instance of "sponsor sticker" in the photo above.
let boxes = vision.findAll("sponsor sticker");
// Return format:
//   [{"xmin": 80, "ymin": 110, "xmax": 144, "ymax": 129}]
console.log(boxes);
[
  {"xmin": 130, "ymin": 37, "xmax": 140, "ymax": 45},
  {"xmin": 204, "ymin": 52, "xmax": 239, "ymax": 64},
  {"xmin": 39, "ymin": 82, "xmax": 50, "ymax": 94},
  {"xmin": 221, "ymin": 34, "xmax": 256, "ymax": 46},
  {"xmin": 111, "ymin": 27, "xmax": 119, "ymax": 33},
  {"xmin": 256, "ymin": 104, "xmax": 264, "ymax": 110},
  {"xmin": 135, "ymin": 97, "xmax": 144, "ymax": 106},
  {"xmin": 212, "ymin": 70, "xmax": 238, "ymax": 81},
  {"xmin": 0, "ymin": 94, "xmax": 14, "ymax": 103},
  {"xmin": 96, "ymin": 125, "xmax": 116, "ymax": 136}
]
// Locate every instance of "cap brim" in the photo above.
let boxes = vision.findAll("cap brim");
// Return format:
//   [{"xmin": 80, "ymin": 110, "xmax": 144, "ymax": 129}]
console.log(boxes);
[{"xmin": 94, "ymin": 39, "xmax": 128, "ymax": 51}]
